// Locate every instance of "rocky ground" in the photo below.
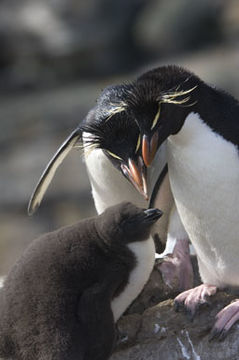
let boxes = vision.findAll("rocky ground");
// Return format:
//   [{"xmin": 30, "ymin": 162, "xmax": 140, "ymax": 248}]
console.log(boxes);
[{"xmin": 111, "ymin": 259, "xmax": 239, "ymax": 360}]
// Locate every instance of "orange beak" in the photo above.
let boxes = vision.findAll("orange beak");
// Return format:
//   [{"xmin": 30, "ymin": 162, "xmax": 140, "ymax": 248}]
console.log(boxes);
[
  {"xmin": 121, "ymin": 157, "xmax": 148, "ymax": 200},
  {"xmin": 142, "ymin": 132, "xmax": 159, "ymax": 167}
]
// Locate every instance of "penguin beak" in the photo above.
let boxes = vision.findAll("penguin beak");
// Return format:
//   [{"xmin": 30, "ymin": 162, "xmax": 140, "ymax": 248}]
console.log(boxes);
[
  {"xmin": 121, "ymin": 157, "xmax": 148, "ymax": 200},
  {"xmin": 142, "ymin": 132, "xmax": 159, "ymax": 167},
  {"xmin": 143, "ymin": 208, "xmax": 163, "ymax": 222}
]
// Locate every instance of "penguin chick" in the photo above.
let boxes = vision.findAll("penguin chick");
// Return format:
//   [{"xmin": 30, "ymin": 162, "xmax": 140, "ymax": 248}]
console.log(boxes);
[{"xmin": 0, "ymin": 202, "xmax": 162, "ymax": 360}]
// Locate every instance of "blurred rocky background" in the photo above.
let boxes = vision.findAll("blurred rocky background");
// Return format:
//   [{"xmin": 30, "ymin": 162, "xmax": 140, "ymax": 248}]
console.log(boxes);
[{"xmin": 1, "ymin": 0, "xmax": 239, "ymax": 274}]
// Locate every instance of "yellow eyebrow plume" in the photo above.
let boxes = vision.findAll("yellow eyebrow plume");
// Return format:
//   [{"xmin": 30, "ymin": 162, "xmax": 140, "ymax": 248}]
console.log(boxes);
[
  {"xmin": 107, "ymin": 150, "xmax": 123, "ymax": 160},
  {"xmin": 151, "ymin": 104, "xmax": 161, "ymax": 130},
  {"xmin": 105, "ymin": 102, "xmax": 127, "ymax": 122},
  {"xmin": 135, "ymin": 134, "xmax": 141, "ymax": 153},
  {"xmin": 160, "ymin": 85, "xmax": 198, "ymax": 105}
]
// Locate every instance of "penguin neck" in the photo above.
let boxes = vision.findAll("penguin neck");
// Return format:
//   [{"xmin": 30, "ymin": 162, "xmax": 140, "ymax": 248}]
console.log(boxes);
[
  {"xmin": 182, "ymin": 85, "xmax": 239, "ymax": 147},
  {"xmin": 168, "ymin": 110, "xmax": 232, "ymax": 153},
  {"xmin": 168, "ymin": 111, "xmax": 206, "ymax": 148},
  {"xmin": 167, "ymin": 111, "xmax": 239, "ymax": 178}
]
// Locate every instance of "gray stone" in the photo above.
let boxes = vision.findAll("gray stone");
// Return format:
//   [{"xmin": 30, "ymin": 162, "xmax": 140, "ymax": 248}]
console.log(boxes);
[
  {"xmin": 110, "ymin": 257, "xmax": 239, "ymax": 360},
  {"xmin": 0, "ymin": 0, "xmax": 147, "ymax": 90},
  {"xmin": 134, "ymin": 0, "xmax": 224, "ymax": 55},
  {"xmin": 111, "ymin": 292, "xmax": 239, "ymax": 360},
  {"xmin": 126, "ymin": 256, "xmax": 201, "ymax": 317}
]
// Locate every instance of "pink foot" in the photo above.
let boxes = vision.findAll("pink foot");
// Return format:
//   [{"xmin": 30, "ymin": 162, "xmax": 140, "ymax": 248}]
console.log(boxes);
[
  {"xmin": 210, "ymin": 299, "xmax": 239, "ymax": 340},
  {"xmin": 174, "ymin": 284, "xmax": 217, "ymax": 318},
  {"xmin": 159, "ymin": 238, "xmax": 194, "ymax": 291}
]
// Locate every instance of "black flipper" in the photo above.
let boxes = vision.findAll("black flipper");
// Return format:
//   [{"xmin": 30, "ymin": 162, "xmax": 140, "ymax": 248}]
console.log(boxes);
[{"xmin": 28, "ymin": 128, "xmax": 82, "ymax": 215}]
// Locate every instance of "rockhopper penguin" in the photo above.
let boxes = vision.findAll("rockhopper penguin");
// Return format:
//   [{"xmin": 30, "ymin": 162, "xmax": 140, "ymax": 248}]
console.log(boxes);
[
  {"xmin": 106, "ymin": 64, "xmax": 239, "ymax": 338},
  {"xmin": 27, "ymin": 86, "xmax": 193, "ymax": 292},
  {"xmin": 0, "ymin": 202, "xmax": 162, "ymax": 360},
  {"xmin": 81, "ymin": 89, "xmax": 192, "ymax": 291}
]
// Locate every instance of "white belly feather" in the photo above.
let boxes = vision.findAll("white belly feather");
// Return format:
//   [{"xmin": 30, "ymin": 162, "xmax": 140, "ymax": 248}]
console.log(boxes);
[
  {"xmin": 111, "ymin": 237, "xmax": 155, "ymax": 322},
  {"xmin": 167, "ymin": 112, "xmax": 239, "ymax": 288}
]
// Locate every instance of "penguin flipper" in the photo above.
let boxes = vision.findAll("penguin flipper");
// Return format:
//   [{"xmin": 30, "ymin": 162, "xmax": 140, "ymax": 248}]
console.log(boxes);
[
  {"xmin": 78, "ymin": 284, "xmax": 116, "ymax": 360},
  {"xmin": 28, "ymin": 128, "xmax": 82, "ymax": 216}
]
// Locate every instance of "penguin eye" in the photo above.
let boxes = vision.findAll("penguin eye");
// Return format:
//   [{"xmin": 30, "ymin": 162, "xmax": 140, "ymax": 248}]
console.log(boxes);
[
  {"xmin": 107, "ymin": 150, "xmax": 123, "ymax": 161},
  {"xmin": 151, "ymin": 104, "xmax": 161, "ymax": 130}
]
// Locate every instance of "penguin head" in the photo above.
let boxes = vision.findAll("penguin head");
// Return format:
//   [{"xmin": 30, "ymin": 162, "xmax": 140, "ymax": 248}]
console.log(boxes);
[
  {"xmin": 82, "ymin": 67, "xmax": 200, "ymax": 198},
  {"xmin": 127, "ymin": 65, "xmax": 200, "ymax": 167},
  {"xmin": 82, "ymin": 86, "xmax": 148, "ymax": 199},
  {"xmin": 95, "ymin": 202, "xmax": 163, "ymax": 245}
]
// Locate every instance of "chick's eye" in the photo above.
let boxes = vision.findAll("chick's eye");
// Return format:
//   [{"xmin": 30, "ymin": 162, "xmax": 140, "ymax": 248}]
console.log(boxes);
[{"xmin": 151, "ymin": 104, "xmax": 161, "ymax": 130}]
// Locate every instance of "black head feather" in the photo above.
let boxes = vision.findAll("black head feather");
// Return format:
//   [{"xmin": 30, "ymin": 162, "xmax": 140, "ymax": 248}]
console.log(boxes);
[
  {"xmin": 80, "ymin": 85, "xmax": 142, "ymax": 163},
  {"xmin": 96, "ymin": 201, "xmax": 162, "ymax": 245}
]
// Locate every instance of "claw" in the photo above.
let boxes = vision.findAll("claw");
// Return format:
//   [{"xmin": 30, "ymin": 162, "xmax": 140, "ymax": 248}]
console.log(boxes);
[
  {"xmin": 210, "ymin": 299, "xmax": 239, "ymax": 341},
  {"xmin": 174, "ymin": 284, "xmax": 217, "ymax": 318}
]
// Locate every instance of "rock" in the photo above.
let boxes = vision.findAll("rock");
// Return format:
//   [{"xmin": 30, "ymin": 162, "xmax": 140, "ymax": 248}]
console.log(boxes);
[
  {"xmin": 116, "ymin": 314, "xmax": 142, "ymax": 347},
  {"xmin": 0, "ymin": 0, "xmax": 148, "ymax": 91},
  {"xmin": 126, "ymin": 256, "xmax": 201, "ymax": 316},
  {"xmin": 109, "ymin": 257, "xmax": 239, "ymax": 359},
  {"xmin": 112, "ymin": 286, "xmax": 239, "ymax": 360},
  {"xmin": 1, "ymin": 0, "xmax": 237, "ymax": 91},
  {"xmin": 222, "ymin": 0, "xmax": 239, "ymax": 43},
  {"xmin": 134, "ymin": 0, "xmax": 224, "ymax": 56}
]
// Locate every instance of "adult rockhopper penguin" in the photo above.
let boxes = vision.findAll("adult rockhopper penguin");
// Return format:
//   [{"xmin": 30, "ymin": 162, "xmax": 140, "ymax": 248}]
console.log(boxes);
[
  {"xmin": 0, "ymin": 202, "xmax": 162, "ymax": 360},
  {"xmin": 110, "ymin": 64, "xmax": 239, "ymax": 338}
]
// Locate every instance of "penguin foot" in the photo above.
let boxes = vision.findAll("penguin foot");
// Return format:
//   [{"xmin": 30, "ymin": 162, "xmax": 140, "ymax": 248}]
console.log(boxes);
[
  {"xmin": 158, "ymin": 238, "xmax": 194, "ymax": 292},
  {"xmin": 210, "ymin": 299, "xmax": 239, "ymax": 341},
  {"xmin": 174, "ymin": 284, "xmax": 217, "ymax": 319}
]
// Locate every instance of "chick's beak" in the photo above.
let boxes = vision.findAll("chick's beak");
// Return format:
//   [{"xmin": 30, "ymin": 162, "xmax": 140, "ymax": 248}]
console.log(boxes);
[
  {"xmin": 121, "ymin": 157, "xmax": 148, "ymax": 200},
  {"xmin": 142, "ymin": 132, "xmax": 159, "ymax": 167}
]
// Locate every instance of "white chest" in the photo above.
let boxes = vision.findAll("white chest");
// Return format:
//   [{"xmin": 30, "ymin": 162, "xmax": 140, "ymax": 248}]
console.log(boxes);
[
  {"xmin": 111, "ymin": 237, "xmax": 155, "ymax": 322},
  {"xmin": 167, "ymin": 112, "xmax": 239, "ymax": 287},
  {"xmin": 84, "ymin": 148, "xmax": 146, "ymax": 214}
]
